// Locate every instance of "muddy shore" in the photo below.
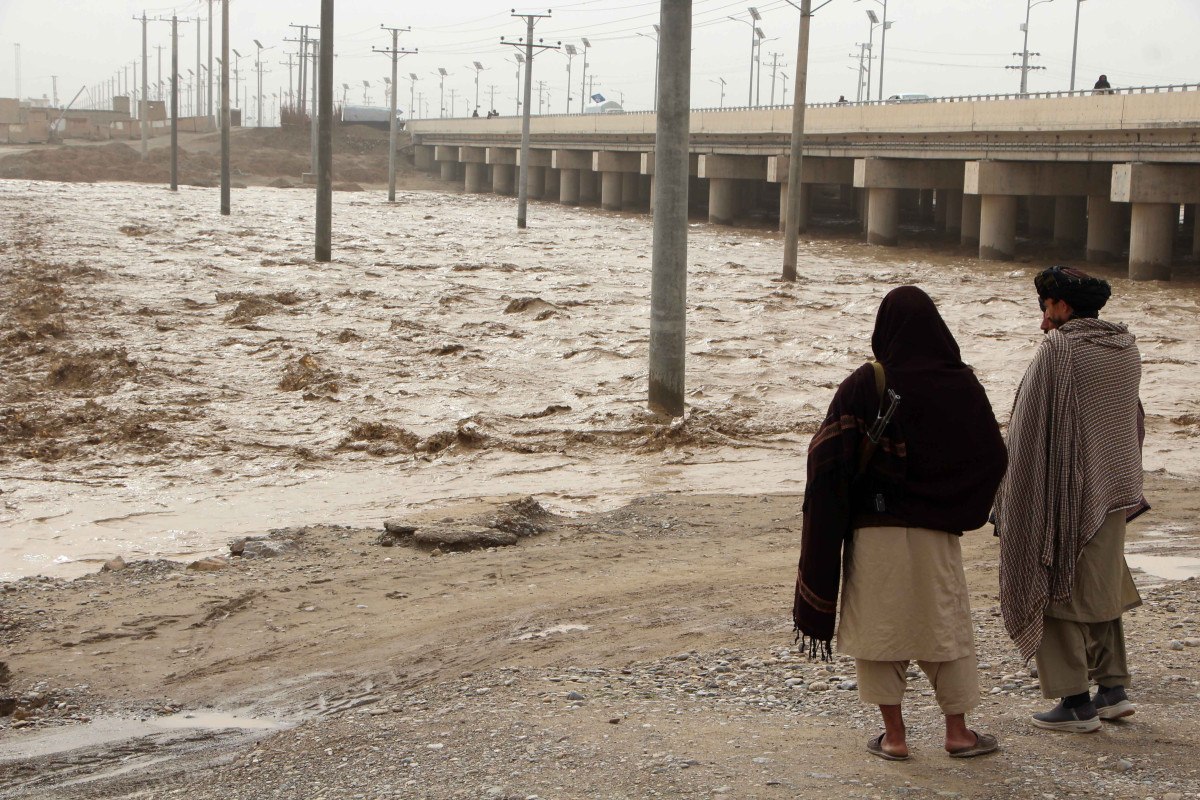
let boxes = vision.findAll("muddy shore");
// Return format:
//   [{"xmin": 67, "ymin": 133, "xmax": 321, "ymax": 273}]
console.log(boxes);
[{"xmin": 0, "ymin": 174, "xmax": 1198, "ymax": 798}]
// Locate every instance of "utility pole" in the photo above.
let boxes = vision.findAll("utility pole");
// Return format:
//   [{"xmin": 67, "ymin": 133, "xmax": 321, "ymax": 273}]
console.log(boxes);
[
  {"xmin": 289, "ymin": 24, "xmax": 316, "ymax": 117},
  {"xmin": 315, "ymin": 0, "xmax": 333, "ymax": 263},
  {"xmin": 155, "ymin": 13, "xmax": 191, "ymax": 191},
  {"xmin": 156, "ymin": 45, "xmax": 164, "ymax": 100},
  {"xmin": 649, "ymin": 0, "xmax": 692, "ymax": 417},
  {"xmin": 310, "ymin": 41, "xmax": 319, "ymax": 174},
  {"xmin": 280, "ymin": 54, "xmax": 298, "ymax": 107},
  {"xmin": 51, "ymin": 75, "xmax": 58, "ymax": 108},
  {"xmin": 487, "ymin": 83, "xmax": 498, "ymax": 113},
  {"xmin": 221, "ymin": 0, "xmax": 230, "ymax": 215},
  {"xmin": 535, "ymin": 81, "xmax": 546, "ymax": 115},
  {"xmin": 13, "ymin": 44, "xmax": 20, "ymax": 99},
  {"xmin": 135, "ymin": 13, "xmax": 148, "ymax": 160},
  {"xmin": 782, "ymin": 0, "xmax": 812, "ymax": 282},
  {"xmin": 207, "ymin": 0, "xmax": 213, "ymax": 117},
  {"xmin": 448, "ymin": 87, "xmax": 459, "ymax": 117},
  {"xmin": 579, "ymin": 37, "xmax": 591, "ymax": 113},
  {"xmin": 501, "ymin": 10, "xmax": 559, "ymax": 229},
  {"xmin": 767, "ymin": 51, "xmax": 784, "ymax": 105},
  {"xmin": 196, "ymin": 17, "xmax": 203, "ymax": 120}
]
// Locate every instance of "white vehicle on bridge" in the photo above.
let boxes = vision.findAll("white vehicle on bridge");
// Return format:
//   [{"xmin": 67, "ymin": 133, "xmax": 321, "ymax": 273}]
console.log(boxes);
[
  {"xmin": 886, "ymin": 93, "xmax": 932, "ymax": 103},
  {"xmin": 583, "ymin": 94, "xmax": 624, "ymax": 115},
  {"xmin": 341, "ymin": 105, "xmax": 406, "ymax": 129}
]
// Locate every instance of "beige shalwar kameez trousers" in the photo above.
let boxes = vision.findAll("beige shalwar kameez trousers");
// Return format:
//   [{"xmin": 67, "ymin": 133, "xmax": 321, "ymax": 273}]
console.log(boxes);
[
  {"xmin": 1035, "ymin": 510, "xmax": 1142, "ymax": 699},
  {"xmin": 838, "ymin": 525, "xmax": 979, "ymax": 715}
]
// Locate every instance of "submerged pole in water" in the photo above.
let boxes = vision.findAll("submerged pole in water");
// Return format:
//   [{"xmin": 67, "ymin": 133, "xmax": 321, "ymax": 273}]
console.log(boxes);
[
  {"xmin": 781, "ymin": 0, "xmax": 811, "ymax": 282},
  {"xmin": 315, "ymin": 0, "xmax": 333, "ymax": 262},
  {"xmin": 220, "ymin": 0, "xmax": 230, "ymax": 215},
  {"xmin": 648, "ymin": 0, "xmax": 691, "ymax": 417}
]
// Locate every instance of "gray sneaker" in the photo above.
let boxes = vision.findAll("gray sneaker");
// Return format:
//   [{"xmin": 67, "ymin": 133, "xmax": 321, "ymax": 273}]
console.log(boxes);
[
  {"xmin": 1093, "ymin": 686, "xmax": 1135, "ymax": 720},
  {"xmin": 1032, "ymin": 699, "xmax": 1102, "ymax": 733}
]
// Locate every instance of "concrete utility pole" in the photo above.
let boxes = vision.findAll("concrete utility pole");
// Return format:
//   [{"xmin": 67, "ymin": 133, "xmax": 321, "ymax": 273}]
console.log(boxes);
[
  {"xmin": 208, "ymin": 0, "xmax": 214, "ymax": 117},
  {"xmin": 289, "ymin": 23, "xmax": 316, "ymax": 117},
  {"xmin": 280, "ymin": 54, "xmax": 297, "ymax": 106},
  {"xmin": 1069, "ymin": 0, "xmax": 1085, "ymax": 92},
  {"xmin": 487, "ymin": 83, "xmax": 498, "ymax": 112},
  {"xmin": 136, "ymin": 13, "xmax": 148, "ymax": 160},
  {"xmin": 649, "ymin": 0, "xmax": 692, "ymax": 417},
  {"xmin": 315, "ymin": 0, "xmax": 334, "ymax": 263},
  {"xmin": 221, "ymin": 0, "xmax": 230, "ymax": 215},
  {"xmin": 449, "ymin": 87, "xmax": 460, "ymax": 117},
  {"xmin": 13, "ymin": 44, "xmax": 20, "ymax": 99},
  {"xmin": 155, "ymin": 45, "xmax": 164, "ymax": 100},
  {"xmin": 767, "ymin": 50, "xmax": 784, "ymax": 104},
  {"xmin": 375, "ymin": 26, "xmax": 416, "ymax": 202},
  {"xmin": 535, "ymin": 81, "xmax": 546, "ymax": 115},
  {"xmin": 310, "ymin": 42, "xmax": 319, "ymax": 174},
  {"xmin": 579, "ymin": 38, "xmax": 591, "ymax": 113},
  {"xmin": 781, "ymin": 0, "xmax": 812, "ymax": 282},
  {"xmin": 196, "ymin": 17, "xmax": 203, "ymax": 119},
  {"xmin": 502, "ymin": 10, "xmax": 559, "ymax": 229},
  {"xmin": 155, "ymin": 13, "xmax": 192, "ymax": 191}
]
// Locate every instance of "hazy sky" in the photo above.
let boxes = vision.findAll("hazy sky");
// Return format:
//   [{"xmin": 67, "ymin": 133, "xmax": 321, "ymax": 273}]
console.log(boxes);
[{"xmin": 2, "ymin": 0, "xmax": 1198, "ymax": 117}]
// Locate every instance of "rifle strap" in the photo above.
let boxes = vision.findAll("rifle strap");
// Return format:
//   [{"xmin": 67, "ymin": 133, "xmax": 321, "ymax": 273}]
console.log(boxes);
[{"xmin": 855, "ymin": 361, "xmax": 887, "ymax": 479}]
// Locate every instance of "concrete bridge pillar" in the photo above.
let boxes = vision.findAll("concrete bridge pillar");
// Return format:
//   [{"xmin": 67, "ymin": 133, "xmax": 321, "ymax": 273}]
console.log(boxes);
[
  {"xmin": 435, "ymin": 145, "xmax": 460, "ymax": 183},
  {"xmin": 459, "ymin": 147, "xmax": 488, "ymax": 194},
  {"xmin": 1111, "ymin": 163, "xmax": 1200, "ymax": 280},
  {"xmin": 961, "ymin": 193, "xmax": 981, "ymax": 246},
  {"xmin": 544, "ymin": 168, "xmax": 560, "ymax": 199},
  {"xmin": 600, "ymin": 172, "xmax": 623, "ymax": 211},
  {"xmin": 698, "ymin": 154, "xmax": 768, "ymax": 226},
  {"xmin": 943, "ymin": 189, "xmax": 963, "ymax": 234},
  {"xmin": 979, "ymin": 195, "xmax": 1018, "ymax": 260},
  {"xmin": 767, "ymin": 155, "xmax": 853, "ymax": 233},
  {"xmin": 1129, "ymin": 203, "xmax": 1175, "ymax": 280},
  {"xmin": 559, "ymin": 169, "xmax": 580, "ymax": 205},
  {"xmin": 580, "ymin": 169, "xmax": 598, "ymax": 203},
  {"xmin": 1054, "ymin": 196, "xmax": 1088, "ymax": 249},
  {"xmin": 708, "ymin": 179, "xmax": 738, "ymax": 225},
  {"xmin": 464, "ymin": 163, "xmax": 488, "ymax": 193},
  {"xmin": 621, "ymin": 172, "xmax": 640, "ymax": 209},
  {"xmin": 414, "ymin": 144, "xmax": 435, "ymax": 172},
  {"xmin": 1086, "ymin": 196, "xmax": 1125, "ymax": 262},
  {"xmin": 492, "ymin": 164, "xmax": 514, "ymax": 194},
  {"xmin": 527, "ymin": 166, "xmax": 545, "ymax": 200},
  {"xmin": 867, "ymin": 188, "xmax": 900, "ymax": 246}
]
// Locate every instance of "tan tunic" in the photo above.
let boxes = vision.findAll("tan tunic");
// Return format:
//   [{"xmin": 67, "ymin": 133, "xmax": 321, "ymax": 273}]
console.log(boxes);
[
  {"xmin": 837, "ymin": 526, "xmax": 975, "ymax": 663},
  {"xmin": 1045, "ymin": 510, "xmax": 1142, "ymax": 622}
]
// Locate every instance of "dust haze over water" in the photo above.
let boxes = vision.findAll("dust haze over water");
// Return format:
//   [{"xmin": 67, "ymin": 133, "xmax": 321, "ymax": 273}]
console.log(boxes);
[{"xmin": 0, "ymin": 179, "xmax": 1197, "ymax": 580}]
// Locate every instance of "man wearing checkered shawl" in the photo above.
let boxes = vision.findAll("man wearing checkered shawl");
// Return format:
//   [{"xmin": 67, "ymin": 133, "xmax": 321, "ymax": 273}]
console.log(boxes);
[{"xmin": 995, "ymin": 267, "xmax": 1147, "ymax": 734}]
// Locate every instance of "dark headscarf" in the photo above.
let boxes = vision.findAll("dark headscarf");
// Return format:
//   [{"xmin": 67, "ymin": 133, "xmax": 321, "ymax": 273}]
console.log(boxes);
[
  {"xmin": 1035, "ymin": 266, "xmax": 1111, "ymax": 318},
  {"xmin": 793, "ymin": 286, "xmax": 1007, "ymax": 657}
]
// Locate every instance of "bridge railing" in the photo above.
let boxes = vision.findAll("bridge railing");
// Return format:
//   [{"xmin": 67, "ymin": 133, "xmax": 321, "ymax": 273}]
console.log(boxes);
[{"xmin": 416, "ymin": 82, "xmax": 1200, "ymax": 121}]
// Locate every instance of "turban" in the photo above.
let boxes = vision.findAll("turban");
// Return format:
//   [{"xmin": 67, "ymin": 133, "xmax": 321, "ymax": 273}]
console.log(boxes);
[{"xmin": 1034, "ymin": 266, "xmax": 1111, "ymax": 318}]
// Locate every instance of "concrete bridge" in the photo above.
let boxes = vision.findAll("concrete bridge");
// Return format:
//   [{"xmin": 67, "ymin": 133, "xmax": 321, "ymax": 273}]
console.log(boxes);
[{"xmin": 408, "ymin": 86, "xmax": 1200, "ymax": 281}]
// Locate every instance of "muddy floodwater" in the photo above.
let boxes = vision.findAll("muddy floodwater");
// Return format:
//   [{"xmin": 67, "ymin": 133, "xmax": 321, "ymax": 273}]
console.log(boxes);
[{"xmin": 1, "ymin": 179, "xmax": 1198, "ymax": 579}]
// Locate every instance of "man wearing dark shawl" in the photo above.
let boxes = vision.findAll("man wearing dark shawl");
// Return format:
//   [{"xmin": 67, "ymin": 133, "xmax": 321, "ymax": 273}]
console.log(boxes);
[
  {"xmin": 995, "ymin": 267, "xmax": 1146, "ymax": 733},
  {"xmin": 793, "ymin": 286, "xmax": 1007, "ymax": 760}
]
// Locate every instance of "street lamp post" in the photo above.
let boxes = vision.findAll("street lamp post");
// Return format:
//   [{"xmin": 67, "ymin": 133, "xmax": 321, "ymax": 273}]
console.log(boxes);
[
  {"xmin": 563, "ymin": 44, "xmax": 577, "ymax": 113},
  {"xmin": 728, "ymin": 7, "xmax": 761, "ymax": 106},
  {"xmin": 436, "ymin": 67, "xmax": 448, "ymax": 118},
  {"xmin": 472, "ymin": 61, "xmax": 484, "ymax": 114},
  {"xmin": 637, "ymin": 25, "xmax": 661, "ymax": 111},
  {"xmin": 1019, "ymin": 0, "xmax": 1055, "ymax": 95},
  {"xmin": 512, "ymin": 54, "xmax": 524, "ymax": 115},
  {"xmin": 710, "ymin": 77, "xmax": 726, "ymax": 108},
  {"xmin": 865, "ymin": 11, "xmax": 878, "ymax": 101},
  {"xmin": 1069, "ymin": 0, "xmax": 1086, "ymax": 92},
  {"xmin": 855, "ymin": 0, "xmax": 890, "ymax": 101}
]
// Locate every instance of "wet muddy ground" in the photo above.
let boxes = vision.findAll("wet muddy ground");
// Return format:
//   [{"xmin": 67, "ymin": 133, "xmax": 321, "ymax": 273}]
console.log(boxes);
[{"xmin": 1, "ymin": 178, "xmax": 1199, "ymax": 798}]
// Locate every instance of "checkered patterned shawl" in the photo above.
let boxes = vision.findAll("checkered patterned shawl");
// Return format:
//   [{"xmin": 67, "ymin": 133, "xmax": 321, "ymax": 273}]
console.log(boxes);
[{"xmin": 995, "ymin": 317, "xmax": 1143, "ymax": 661}]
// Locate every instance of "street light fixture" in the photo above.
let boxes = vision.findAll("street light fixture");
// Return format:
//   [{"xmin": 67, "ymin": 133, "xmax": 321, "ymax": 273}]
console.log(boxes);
[
  {"xmin": 710, "ymin": 76, "xmax": 727, "ymax": 109},
  {"xmin": 471, "ymin": 61, "xmax": 485, "ymax": 114},
  {"xmin": 563, "ymin": 44, "xmax": 577, "ymax": 114},
  {"xmin": 637, "ymin": 25, "xmax": 661, "ymax": 112},
  {"xmin": 407, "ymin": 72, "xmax": 419, "ymax": 119},
  {"xmin": 436, "ymin": 67, "xmax": 448, "ymax": 118},
  {"xmin": 728, "ymin": 8, "xmax": 760, "ymax": 106},
  {"xmin": 855, "ymin": 0, "xmax": 890, "ymax": 101}
]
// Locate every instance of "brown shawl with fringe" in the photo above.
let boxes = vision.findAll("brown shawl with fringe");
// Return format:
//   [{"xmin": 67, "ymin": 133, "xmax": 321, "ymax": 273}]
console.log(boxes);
[
  {"xmin": 793, "ymin": 286, "xmax": 1007, "ymax": 658},
  {"xmin": 995, "ymin": 317, "xmax": 1144, "ymax": 661}
]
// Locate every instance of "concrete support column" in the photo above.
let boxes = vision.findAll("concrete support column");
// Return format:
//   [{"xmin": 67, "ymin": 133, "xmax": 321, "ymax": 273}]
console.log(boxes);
[
  {"xmin": 527, "ymin": 166, "xmax": 545, "ymax": 200},
  {"xmin": 1129, "ymin": 202, "xmax": 1175, "ymax": 281},
  {"xmin": 580, "ymin": 170, "xmax": 597, "ymax": 203},
  {"xmin": 709, "ymin": 178, "xmax": 738, "ymax": 225},
  {"xmin": 867, "ymin": 187, "xmax": 900, "ymax": 246},
  {"xmin": 559, "ymin": 169, "xmax": 580, "ymax": 205},
  {"xmin": 778, "ymin": 182, "xmax": 810, "ymax": 233},
  {"xmin": 933, "ymin": 189, "xmax": 949, "ymax": 228},
  {"xmin": 858, "ymin": 190, "xmax": 869, "ymax": 233},
  {"xmin": 601, "ymin": 172, "xmax": 623, "ymax": 211},
  {"xmin": 1086, "ymin": 196, "xmax": 1124, "ymax": 262},
  {"xmin": 944, "ymin": 189, "xmax": 963, "ymax": 234},
  {"xmin": 961, "ymin": 194, "xmax": 982, "ymax": 246},
  {"xmin": 1054, "ymin": 195, "xmax": 1088, "ymax": 249},
  {"xmin": 414, "ymin": 144, "xmax": 435, "ymax": 172},
  {"xmin": 492, "ymin": 164, "xmax": 514, "ymax": 195},
  {"xmin": 979, "ymin": 195, "xmax": 1018, "ymax": 261},
  {"xmin": 439, "ymin": 161, "xmax": 458, "ymax": 182},
  {"xmin": 621, "ymin": 172, "xmax": 639, "ymax": 209},
  {"xmin": 1194, "ymin": 211, "xmax": 1200, "ymax": 258},
  {"xmin": 544, "ymin": 168, "xmax": 560, "ymax": 199},
  {"xmin": 464, "ymin": 162, "xmax": 488, "ymax": 193}
]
